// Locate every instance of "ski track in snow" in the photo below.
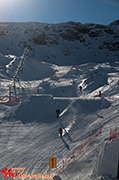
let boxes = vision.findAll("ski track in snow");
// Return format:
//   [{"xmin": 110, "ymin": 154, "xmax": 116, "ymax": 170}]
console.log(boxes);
[{"xmin": 5, "ymin": 55, "xmax": 17, "ymax": 69}]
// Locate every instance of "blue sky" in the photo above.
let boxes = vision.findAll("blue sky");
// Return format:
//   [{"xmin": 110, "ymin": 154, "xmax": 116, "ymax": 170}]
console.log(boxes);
[{"xmin": 0, "ymin": 0, "xmax": 119, "ymax": 24}]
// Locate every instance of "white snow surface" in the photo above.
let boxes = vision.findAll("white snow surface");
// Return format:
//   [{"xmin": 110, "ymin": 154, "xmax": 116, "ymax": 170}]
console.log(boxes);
[{"xmin": 0, "ymin": 21, "xmax": 119, "ymax": 180}]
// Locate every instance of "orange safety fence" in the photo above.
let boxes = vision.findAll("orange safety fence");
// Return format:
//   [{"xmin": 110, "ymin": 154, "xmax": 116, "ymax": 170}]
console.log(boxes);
[
  {"xmin": 0, "ymin": 97, "xmax": 19, "ymax": 104},
  {"xmin": 88, "ymin": 64, "xmax": 95, "ymax": 67},
  {"xmin": 109, "ymin": 127, "xmax": 119, "ymax": 141},
  {"xmin": 62, "ymin": 125, "xmax": 102, "ymax": 171},
  {"xmin": 41, "ymin": 64, "xmax": 97, "ymax": 82},
  {"xmin": 72, "ymin": 65, "xmax": 80, "ymax": 67}
]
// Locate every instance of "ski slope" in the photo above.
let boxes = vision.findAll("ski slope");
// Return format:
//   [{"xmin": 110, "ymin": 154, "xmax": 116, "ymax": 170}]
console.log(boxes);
[{"xmin": 0, "ymin": 52, "xmax": 119, "ymax": 180}]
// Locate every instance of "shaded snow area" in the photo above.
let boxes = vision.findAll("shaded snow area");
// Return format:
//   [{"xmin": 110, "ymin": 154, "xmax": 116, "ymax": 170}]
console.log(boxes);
[
  {"xmin": 0, "ymin": 52, "xmax": 119, "ymax": 180},
  {"xmin": 94, "ymin": 138, "xmax": 119, "ymax": 180}
]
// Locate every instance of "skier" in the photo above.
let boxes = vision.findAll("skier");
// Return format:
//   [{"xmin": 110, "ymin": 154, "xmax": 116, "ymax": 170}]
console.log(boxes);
[
  {"xmin": 56, "ymin": 109, "xmax": 60, "ymax": 118},
  {"xmin": 79, "ymin": 86, "xmax": 82, "ymax": 93},
  {"xmin": 59, "ymin": 128, "xmax": 63, "ymax": 138}
]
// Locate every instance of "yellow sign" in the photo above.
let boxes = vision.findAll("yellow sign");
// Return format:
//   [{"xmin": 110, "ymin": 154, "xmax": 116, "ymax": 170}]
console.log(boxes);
[{"xmin": 49, "ymin": 157, "xmax": 57, "ymax": 168}]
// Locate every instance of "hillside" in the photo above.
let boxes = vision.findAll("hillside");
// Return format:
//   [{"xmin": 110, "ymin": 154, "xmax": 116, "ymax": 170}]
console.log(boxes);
[
  {"xmin": 0, "ymin": 20, "xmax": 119, "ymax": 65},
  {"xmin": 0, "ymin": 20, "xmax": 119, "ymax": 180}
]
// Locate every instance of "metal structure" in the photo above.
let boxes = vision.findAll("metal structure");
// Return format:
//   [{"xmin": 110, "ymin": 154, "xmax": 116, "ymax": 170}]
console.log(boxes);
[
  {"xmin": 7, "ymin": 47, "xmax": 29, "ymax": 100},
  {"xmin": 12, "ymin": 47, "xmax": 29, "ymax": 88}
]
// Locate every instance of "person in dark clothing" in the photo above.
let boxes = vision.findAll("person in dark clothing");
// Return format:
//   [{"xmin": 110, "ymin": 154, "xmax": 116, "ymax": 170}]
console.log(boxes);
[
  {"xmin": 59, "ymin": 128, "xmax": 63, "ymax": 137},
  {"xmin": 56, "ymin": 109, "xmax": 60, "ymax": 118},
  {"xmin": 79, "ymin": 86, "xmax": 82, "ymax": 93}
]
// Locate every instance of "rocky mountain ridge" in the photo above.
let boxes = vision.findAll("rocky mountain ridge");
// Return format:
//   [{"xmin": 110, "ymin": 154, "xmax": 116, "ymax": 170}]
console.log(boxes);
[{"xmin": 0, "ymin": 20, "xmax": 119, "ymax": 65}]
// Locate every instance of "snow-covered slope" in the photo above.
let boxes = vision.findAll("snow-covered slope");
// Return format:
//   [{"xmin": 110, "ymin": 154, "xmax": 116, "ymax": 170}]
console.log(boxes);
[
  {"xmin": 0, "ymin": 20, "xmax": 119, "ymax": 180},
  {"xmin": 0, "ymin": 20, "xmax": 119, "ymax": 65}
]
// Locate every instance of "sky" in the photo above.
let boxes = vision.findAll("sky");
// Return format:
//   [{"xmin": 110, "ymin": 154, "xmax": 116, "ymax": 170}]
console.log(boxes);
[{"xmin": 0, "ymin": 0, "xmax": 119, "ymax": 25}]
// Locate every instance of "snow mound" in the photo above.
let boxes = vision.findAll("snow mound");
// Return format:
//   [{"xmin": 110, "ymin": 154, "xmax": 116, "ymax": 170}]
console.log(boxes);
[
  {"xmin": 15, "ymin": 94, "xmax": 53, "ymax": 123},
  {"xmin": 94, "ymin": 138, "xmax": 119, "ymax": 179},
  {"xmin": 73, "ymin": 97, "xmax": 110, "ymax": 113},
  {"xmin": 14, "ymin": 94, "xmax": 70, "ymax": 123}
]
